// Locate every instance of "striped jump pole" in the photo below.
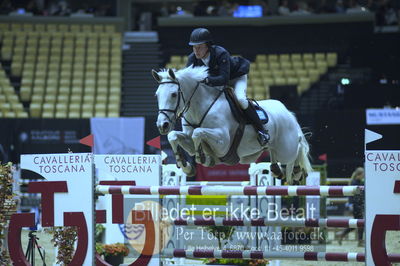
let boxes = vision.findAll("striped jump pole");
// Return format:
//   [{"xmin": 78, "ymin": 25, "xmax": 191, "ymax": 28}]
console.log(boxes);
[
  {"xmin": 162, "ymin": 249, "xmax": 400, "ymax": 262},
  {"xmin": 172, "ymin": 217, "xmax": 365, "ymax": 228},
  {"xmin": 185, "ymin": 181, "xmax": 251, "ymax": 186},
  {"xmin": 96, "ymin": 185, "xmax": 362, "ymax": 196}
]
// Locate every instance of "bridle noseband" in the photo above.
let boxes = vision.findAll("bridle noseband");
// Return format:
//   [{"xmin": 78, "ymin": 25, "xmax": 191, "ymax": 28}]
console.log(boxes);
[{"xmin": 157, "ymin": 80, "xmax": 185, "ymax": 124}]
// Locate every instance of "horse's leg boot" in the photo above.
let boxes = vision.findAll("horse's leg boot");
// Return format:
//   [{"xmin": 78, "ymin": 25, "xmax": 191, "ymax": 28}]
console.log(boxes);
[
  {"xmin": 175, "ymin": 146, "xmax": 187, "ymax": 168},
  {"xmin": 292, "ymin": 165, "xmax": 303, "ymax": 181},
  {"xmin": 270, "ymin": 163, "xmax": 284, "ymax": 180}
]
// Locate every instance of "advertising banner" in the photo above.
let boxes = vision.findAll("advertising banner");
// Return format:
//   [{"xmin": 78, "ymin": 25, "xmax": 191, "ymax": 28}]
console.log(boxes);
[{"xmin": 21, "ymin": 153, "xmax": 94, "ymax": 265}]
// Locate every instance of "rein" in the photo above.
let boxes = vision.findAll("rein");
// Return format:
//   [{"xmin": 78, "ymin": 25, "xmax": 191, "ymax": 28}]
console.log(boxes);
[
  {"xmin": 158, "ymin": 79, "xmax": 222, "ymax": 129},
  {"xmin": 182, "ymin": 88, "xmax": 224, "ymax": 129}
]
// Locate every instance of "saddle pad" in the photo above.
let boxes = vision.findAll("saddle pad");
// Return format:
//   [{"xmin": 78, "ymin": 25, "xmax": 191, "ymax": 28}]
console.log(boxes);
[
  {"xmin": 224, "ymin": 88, "xmax": 269, "ymax": 125},
  {"xmin": 224, "ymin": 88, "xmax": 247, "ymax": 124}
]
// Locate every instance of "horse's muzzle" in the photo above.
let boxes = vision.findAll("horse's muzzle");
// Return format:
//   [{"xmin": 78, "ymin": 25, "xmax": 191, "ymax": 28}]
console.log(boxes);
[{"xmin": 158, "ymin": 121, "xmax": 171, "ymax": 135}]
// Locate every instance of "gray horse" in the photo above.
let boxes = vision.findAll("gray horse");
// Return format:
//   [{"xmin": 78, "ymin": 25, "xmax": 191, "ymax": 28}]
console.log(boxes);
[{"xmin": 152, "ymin": 66, "xmax": 312, "ymax": 184}]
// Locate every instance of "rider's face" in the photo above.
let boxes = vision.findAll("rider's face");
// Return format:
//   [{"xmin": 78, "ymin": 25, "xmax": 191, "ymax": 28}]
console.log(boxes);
[{"xmin": 193, "ymin": 43, "xmax": 209, "ymax": 59}]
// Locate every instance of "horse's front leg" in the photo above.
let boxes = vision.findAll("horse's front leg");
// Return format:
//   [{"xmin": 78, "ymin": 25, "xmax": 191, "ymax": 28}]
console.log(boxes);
[
  {"xmin": 192, "ymin": 128, "xmax": 228, "ymax": 167},
  {"xmin": 167, "ymin": 130, "xmax": 196, "ymax": 176}
]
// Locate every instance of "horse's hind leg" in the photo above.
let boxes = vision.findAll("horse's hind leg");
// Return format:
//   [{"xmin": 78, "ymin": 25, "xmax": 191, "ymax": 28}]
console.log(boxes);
[
  {"xmin": 292, "ymin": 157, "xmax": 308, "ymax": 182},
  {"xmin": 285, "ymin": 163, "xmax": 295, "ymax": 185},
  {"xmin": 269, "ymin": 150, "xmax": 284, "ymax": 181}
]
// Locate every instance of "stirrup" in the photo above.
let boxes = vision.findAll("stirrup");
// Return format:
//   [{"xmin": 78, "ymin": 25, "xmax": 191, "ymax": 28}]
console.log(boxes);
[{"xmin": 257, "ymin": 131, "xmax": 269, "ymax": 146}]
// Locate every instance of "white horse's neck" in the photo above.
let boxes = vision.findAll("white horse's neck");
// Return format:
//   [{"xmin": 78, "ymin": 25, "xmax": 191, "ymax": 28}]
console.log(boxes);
[{"xmin": 180, "ymin": 79, "xmax": 223, "ymax": 126}]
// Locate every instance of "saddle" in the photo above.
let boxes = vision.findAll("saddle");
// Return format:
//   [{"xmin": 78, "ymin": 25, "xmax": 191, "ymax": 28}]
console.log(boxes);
[{"xmin": 219, "ymin": 87, "xmax": 268, "ymax": 165}]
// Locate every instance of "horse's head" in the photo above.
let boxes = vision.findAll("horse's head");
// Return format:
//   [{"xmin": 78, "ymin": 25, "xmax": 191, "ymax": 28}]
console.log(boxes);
[
  {"xmin": 152, "ymin": 66, "xmax": 208, "ymax": 135},
  {"xmin": 152, "ymin": 68, "xmax": 182, "ymax": 135}
]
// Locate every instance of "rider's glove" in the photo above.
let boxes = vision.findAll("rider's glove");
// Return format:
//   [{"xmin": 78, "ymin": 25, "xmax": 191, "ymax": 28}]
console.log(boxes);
[{"xmin": 201, "ymin": 77, "xmax": 209, "ymax": 84}]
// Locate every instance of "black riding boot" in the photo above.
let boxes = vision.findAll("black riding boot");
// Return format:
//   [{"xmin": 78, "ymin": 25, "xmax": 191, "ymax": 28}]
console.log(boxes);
[{"xmin": 243, "ymin": 104, "xmax": 270, "ymax": 146}]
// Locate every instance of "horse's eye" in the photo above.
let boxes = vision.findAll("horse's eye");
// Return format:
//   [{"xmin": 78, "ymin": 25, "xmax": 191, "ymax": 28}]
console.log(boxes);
[{"xmin": 171, "ymin": 92, "xmax": 177, "ymax": 98}]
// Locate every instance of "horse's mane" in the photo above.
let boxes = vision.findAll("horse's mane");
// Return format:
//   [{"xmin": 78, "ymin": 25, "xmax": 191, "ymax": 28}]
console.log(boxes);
[
  {"xmin": 157, "ymin": 65, "xmax": 208, "ymax": 83},
  {"xmin": 176, "ymin": 65, "xmax": 208, "ymax": 82}
]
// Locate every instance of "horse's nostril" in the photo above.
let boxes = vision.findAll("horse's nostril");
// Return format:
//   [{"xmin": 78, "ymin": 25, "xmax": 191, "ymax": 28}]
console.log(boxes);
[{"xmin": 162, "ymin": 122, "xmax": 169, "ymax": 130}]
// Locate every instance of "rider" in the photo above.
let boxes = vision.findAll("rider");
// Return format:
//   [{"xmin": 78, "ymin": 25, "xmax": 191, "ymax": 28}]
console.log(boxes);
[{"xmin": 186, "ymin": 27, "xmax": 270, "ymax": 146}]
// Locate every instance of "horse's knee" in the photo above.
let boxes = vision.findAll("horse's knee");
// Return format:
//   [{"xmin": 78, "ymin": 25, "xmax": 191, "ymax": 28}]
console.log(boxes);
[
  {"xmin": 192, "ymin": 129, "xmax": 205, "ymax": 143},
  {"xmin": 192, "ymin": 128, "xmax": 202, "ymax": 137},
  {"xmin": 167, "ymin": 131, "xmax": 179, "ymax": 143}
]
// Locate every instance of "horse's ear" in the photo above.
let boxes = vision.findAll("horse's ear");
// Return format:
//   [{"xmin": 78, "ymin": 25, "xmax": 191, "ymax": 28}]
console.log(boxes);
[
  {"xmin": 151, "ymin": 69, "xmax": 161, "ymax": 83},
  {"xmin": 168, "ymin": 68, "xmax": 177, "ymax": 81}
]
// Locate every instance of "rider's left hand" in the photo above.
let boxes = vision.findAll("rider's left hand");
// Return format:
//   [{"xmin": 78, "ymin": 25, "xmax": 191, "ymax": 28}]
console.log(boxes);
[{"xmin": 201, "ymin": 77, "xmax": 209, "ymax": 84}]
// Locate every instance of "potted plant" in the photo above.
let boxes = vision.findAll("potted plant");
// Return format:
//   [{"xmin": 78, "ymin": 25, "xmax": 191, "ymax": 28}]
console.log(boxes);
[{"xmin": 96, "ymin": 242, "xmax": 129, "ymax": 266}]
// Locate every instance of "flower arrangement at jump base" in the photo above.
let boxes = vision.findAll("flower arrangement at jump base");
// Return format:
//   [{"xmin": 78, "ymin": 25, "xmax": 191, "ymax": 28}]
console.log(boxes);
[
  {"xmin": 202, "ymin": 225, "xmax": 268, "ymax": 266},
  {"xmin": 0, "ymin": 162, "xmax": 16, "ymax": 265},
  {"xmin": 204, "ymin": 258, "xmax": 269, "ymax": 266},
  {"xmin": 96, "ymin": 242, "xmax": 130, "ymax": 266}
]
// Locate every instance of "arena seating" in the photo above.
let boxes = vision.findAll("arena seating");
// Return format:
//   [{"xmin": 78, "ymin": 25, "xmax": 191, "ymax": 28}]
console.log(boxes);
[
  {"xmin": 0, "ymin": 64, "xmax": 27, "ymax": 118},
  {"xmin": 0, "ymin": 22, "xmax": 122, "ymax": 118},
  {"xmin": 165, "ymin": 52, "xmax": 337, "ymax": 100}
]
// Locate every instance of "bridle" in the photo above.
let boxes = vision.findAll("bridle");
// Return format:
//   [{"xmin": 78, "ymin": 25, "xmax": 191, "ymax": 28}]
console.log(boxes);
[
  {"xmin": 157, "ymin": 80, "xmax": 200, "ymax": 125},
  {"xmin": 157, "ymin": 80, "xmax": 183, "ymax": 124},
  {"xmin": 157, "ymin": 77, "xmax": 222, "ymax": 129}
]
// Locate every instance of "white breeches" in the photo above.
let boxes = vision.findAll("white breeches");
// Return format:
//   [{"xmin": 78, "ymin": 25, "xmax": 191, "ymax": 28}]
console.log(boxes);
[{"xmin": 229, "ymin": 74, "xmax": 248, "ymax": 109}]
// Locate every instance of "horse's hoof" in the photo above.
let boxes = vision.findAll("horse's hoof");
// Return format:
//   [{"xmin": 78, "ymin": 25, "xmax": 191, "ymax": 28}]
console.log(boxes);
[
  {"xmin": 274, "ymin": 173, "xmax": 284, "ymax": 180},
  {"xmin": 279, "ymin": 177, "xmax": 287, "ymax": 185},
  {"xmin": 185, "ymin": 166, "xmax": 196, "ymax": 177},
  {"xmin": 187, "ymin": 169, "xmax": 196, "ymax": 177}
]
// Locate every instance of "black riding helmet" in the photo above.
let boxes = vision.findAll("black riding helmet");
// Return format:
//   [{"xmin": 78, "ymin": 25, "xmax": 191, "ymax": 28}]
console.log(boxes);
[{"xmin": 188, "ymin": 28, "xmax": 212, "ymax": 46}]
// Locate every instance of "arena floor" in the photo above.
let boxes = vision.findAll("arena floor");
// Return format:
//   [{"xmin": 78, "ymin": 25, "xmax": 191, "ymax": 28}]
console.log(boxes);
[{"xmin": 19, "ymin": 229, "xmax": 399, "ymax": 265}]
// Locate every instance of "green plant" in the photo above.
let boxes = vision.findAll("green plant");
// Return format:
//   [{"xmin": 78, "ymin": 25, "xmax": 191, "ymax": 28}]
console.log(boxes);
[
  {"xmin": 96, "ymin": 242, "xmax": 105, "ymax": 254},
  {"xmin": 202, "ymin": 224, "xmax": 268, "ymax": 265},
  {"xmin": 205, "ymin": 225, "xmax": 235, "ymax": 250},
  {"xmin": 47, "ymin": 227, "xmax": 78, "ymax": 264},
  {"xmin": 0, "ymin": 162, "xmax": 15, "ymax": 265},
  {"xmin": 97, "ymin": 243, "xmax": 129, "ymax": 257},
  {"xmin": 95, "ymin": 224, "xmax": 105, "ymax": 242}
]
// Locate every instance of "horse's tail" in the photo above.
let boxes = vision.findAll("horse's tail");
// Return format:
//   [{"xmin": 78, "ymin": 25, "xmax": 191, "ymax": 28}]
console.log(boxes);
[{"xmin": 298, "ymin": 131, "xmax": 313, "ymax": 174}]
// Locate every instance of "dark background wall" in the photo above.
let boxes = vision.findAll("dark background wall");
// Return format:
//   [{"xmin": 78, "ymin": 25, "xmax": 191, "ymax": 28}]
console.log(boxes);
[{"xmin": 158, "ymin": 19, "xmax": 374, "ymax": 60}]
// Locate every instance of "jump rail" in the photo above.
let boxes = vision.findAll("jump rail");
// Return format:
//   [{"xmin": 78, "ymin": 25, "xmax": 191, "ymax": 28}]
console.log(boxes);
[
  {"xmin": 172, "ymin": 218, "xmax": 365, "ymax": 228},
  {"xmin": 185, "ymin": 181, "xmax": 251, "ymax": 186},
  {"xmin": 162, "ymin": 249, "xmax": 400, "ymax": 262},
  {"xmin": 96, "ymin": 185, "xmax": 362, "ymax": 196}
]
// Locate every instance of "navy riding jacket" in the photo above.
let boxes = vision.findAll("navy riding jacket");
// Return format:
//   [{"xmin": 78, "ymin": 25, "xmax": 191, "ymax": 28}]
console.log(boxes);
[{"xmin": 186, "ymin": 45, "xmax": 250, "ymax": 87}]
